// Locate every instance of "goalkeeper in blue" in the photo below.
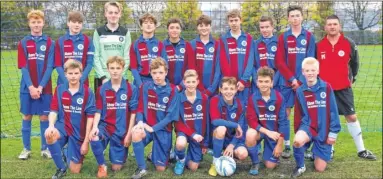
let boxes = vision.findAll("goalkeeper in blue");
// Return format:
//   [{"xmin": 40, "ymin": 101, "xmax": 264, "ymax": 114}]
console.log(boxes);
[
  {"xmin": 291, "ymin": 57, "xmax": 341, "ymax": 178},
  {"xmin": 246, "ymin": 66, "xmax": 288, "ymax": 175},
  {"xmin": 17, "ymin": 9, "xmax": 55, "ymax": 160}
]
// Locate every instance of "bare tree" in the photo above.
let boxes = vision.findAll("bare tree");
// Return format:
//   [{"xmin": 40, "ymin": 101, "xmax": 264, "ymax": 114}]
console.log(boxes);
[
  {"xmin": 211, "ymin": 3, "xmax": 228, "ymax": 35},
  {"xmin": 128, "ymin": 1, "xmax": 166, "ymax": 27},
  {"xmin": 343, "ymin": 1, "xmax": 382, "ymax": 30}
]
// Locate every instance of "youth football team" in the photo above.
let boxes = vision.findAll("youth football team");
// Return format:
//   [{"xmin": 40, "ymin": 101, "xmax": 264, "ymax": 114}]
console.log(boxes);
[{"xmin": 17, "ymin": 1, "xmax": 377, "ymax": 179}]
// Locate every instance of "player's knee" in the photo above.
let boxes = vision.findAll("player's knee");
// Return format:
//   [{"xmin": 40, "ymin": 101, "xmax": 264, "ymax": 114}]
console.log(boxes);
[
  {"xmin": 188, "ymin": 164, "xmax": 198, "ymax": 171},
  {"xmin": 345, "ymin": 114, "xmax": 357, "ymax": 122},
  {"xmin": 111, "ymin": 164, "xmax": 122, "ymax": 171},
  {"xmin": 39, "ymin": 115, "xmax": 48, "ymax": 121},
  {"xmin": 155, "ymin": 166, "xmax": 166, "ymax": 172},
  {"xmin": 236, "ymin": 149, "xmax": 248, "ymax": 160},
  {"xmin": 315, "ymin": 164, "xmax": 326, "ymax": 172},
  {"xmin": 214, "ymin": 126, "xmax": 227, "ymax": 139},
  {"xmin": 69, "ymin": 163, "xmax": 81, "ymax": 174},
  {"xmin": 23, "ymin": 115, "xmax": 32, "ymax": 120},
  {"xmin": 132, "ymin": 129, "xmax": 143, "ymax": 142},
  {"xmin": 245, "ymin": 129, "xmax": 257, "ymax": 147},
  {"xmin": 264, "ymin": 161, "xmax": 277, "ymax": 169}
]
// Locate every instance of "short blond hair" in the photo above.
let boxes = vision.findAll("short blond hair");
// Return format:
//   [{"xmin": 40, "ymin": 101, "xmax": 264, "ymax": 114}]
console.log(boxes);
[
  {"xmin": 226, "ymin": 9, "xmax": 241, "ymax": 20},
  {"xmin": 27, "ymin": 10, "xmax": 44, "ymax": 21},
  {"xmin": 220, "ymin": 76, "xmax": 237, "ymax": 88},
  {"xmin": 150, "ymin": 57, "xmax": 168, "ymax": 72},
  {"xmin": 302, "ymin": 57, "xmax": 319, "ymax": 70},
  {"xmin": 139, "ymin": 13, "xmax": 157, "ymax": 26},
  {"xmin": 106, "ymin": 56, "xmax": 125, "ymax": 68},
  {"xmin": 64, "ymin": 59, "xmax": 83, "ymax": 72},
  {"xmin": 104, "ymin": 1, "xmax": 123, "ymax": 13},
  {"xmin": 183, "ymin": 69, "xmax": 198, "ymax": 80}
]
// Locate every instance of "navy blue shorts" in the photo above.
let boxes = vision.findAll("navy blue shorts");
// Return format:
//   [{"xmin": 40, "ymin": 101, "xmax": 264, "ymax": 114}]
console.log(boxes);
[
  {"xmin": 143, "ymin": 130, "xmax": 172, "ymax": 167},
  {"xmin": 177, "ymin": 132, "xmax": 203, "ymax": 163},
  {"xmin": 98, "ymin": 127, "xmax": 128, "ymax": 165},
  {"xmin": 20, "ymin": 93, "xmax": 51, "ymax": 116}
]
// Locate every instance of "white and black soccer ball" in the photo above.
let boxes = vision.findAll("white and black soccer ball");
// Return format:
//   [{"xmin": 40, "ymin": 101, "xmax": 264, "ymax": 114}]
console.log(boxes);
[{"xmin": 214, "ymin": 156, "xmax": 236, "ymax": 177}]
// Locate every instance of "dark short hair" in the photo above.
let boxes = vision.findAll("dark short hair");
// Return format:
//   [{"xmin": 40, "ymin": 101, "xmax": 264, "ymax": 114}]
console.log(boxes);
[
  {"xmin": 326, "ymin": 14, "xmax": 341, "ymax": 23},
  {"xmin": 287, "ymin": 5, "xmax": 303, "ymax": 16},
  {"xmin": 167, "ymin": 18, "xmax": 183, "ymax": 29},
  {"xmin": 259, "ymin": 16, "xmax": 274, "ymax": 26}
]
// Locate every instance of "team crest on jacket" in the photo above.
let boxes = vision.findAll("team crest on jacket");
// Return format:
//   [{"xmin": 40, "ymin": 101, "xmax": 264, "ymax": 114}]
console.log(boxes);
[
  {"xmin": 163, "ymin": 97, "xmax": 169, "ymax": 103},
  {"xmin": 231, "ymin": 113, "xmax": 236, "ymax": 119},
  {"xmin": 209, "ymin": 47, "xmax": 214, "ymax": 53},
  {"xmin": 241, "ymin": 41, "xmax": 247, "ymax": 46},
  {"xmin": 77, "ymin": 98, "xmax": 83, "ymax": 104},
  {"xmin": 268, "ymin": 105, "xmax": 275, "ymax": 111},
  {"xmin": 271, "ymin": 46, "xmax": 277, "ymax": 52},
  {"xmin": 119, "ymin": 37, "xmax": 124, "ymax": 42},
  {"xmin": 40, "ymin": 45, "xmax": 46, "ymax": 51},
  {"xmin": 338, "ymin": 50, "xmax": 345, "ymax": 57},
  {"xmin": 320, "ymin": 92, "xmax": 326, "ymax": 98},
  {"xmin": 196, "ymin": 105, "xmax": 202, "ymax": 111},
  {"xmin": 180, "ymin": 48, "xmax": 185, "ymax": 53},
  {"xmin": 121, "ymin": 94, "xmax": 127, "ymax": 100},
  {"xmin": 78, "ymin": 44, "xmax": 84, "ymax": 50},
  {"xmin": 321, "ymin": 52, "xmax": 326, "ymax": 59},
  {"xmin": 152, "ymin": 46, "xmax": 158, "ymax": 52},
  {"xmin": 301, "ymin": 39, "xmax": 307, "ymax": 45}
]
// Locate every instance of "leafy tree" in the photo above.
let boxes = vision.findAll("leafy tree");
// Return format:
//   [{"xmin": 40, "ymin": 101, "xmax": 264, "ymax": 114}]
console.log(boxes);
[{"xmin": 162, "ymin": 0, "xmax": 202, "ymax": 31}]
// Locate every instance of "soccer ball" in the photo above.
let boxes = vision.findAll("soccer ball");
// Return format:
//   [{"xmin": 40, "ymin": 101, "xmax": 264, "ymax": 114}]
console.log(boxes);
[{"xmin": 214, "ymin": 156, "xmax": 236, "ymax": 177}]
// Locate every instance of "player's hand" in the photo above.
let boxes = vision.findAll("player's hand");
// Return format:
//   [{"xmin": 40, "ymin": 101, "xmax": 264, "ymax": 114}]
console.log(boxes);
[
  {"xmin": 143, "ymin": 123, "xmax": 154, "ymax": 133},
  {"xmin": 80, "ymin": 142, "xmax": 89, "ymax": 155},
  {"xmin": 29, "ymin": 86, "xmax": 40, "ymax": 99},
  {"xmin": 237, "ymin": 82, "xmax": 245, "ymax": 91},
  {"xmin": 235, "ymin": 125, "xmax": 243, "ymax": 138},
  {"xmin": 202, "ymin": 147, "xmax": 208, "ymax": 155},
  {"xmin": 124, "ymin": 131, "xmax": 132, "ymax": 147},
  {"xmin": 102, "ymin": 78, "xmax": 108, "ymax": 84},
  {"xmin": 192, "ymin": 134, "xmax": 204, "ymax": 143},
  {"xmin": 267, "ymin": 131, "xmax": 280, "ymax": 141},
  {"xmin": 223, "ymin": 144, "xmax": 234, "ymax": 158},
  {"xmin": 326, "ymin": 137, "xmax": 336, "ymax": 145},
  {"xmin": 291, "ymin": 79, "xmax": 300, "ymax": 90},
  {"xmin": 44, "ymin": 126, "xmax": 58, "ymax": 139},
  {"xmin": 89, "ymin": 127, "xmax": 99, "ymax": 140},
  {"xmin": 273, "ymin": 141, "xmax": 283, "ymax": 158},
  {"xmin": 37, "ymin": 86, "xmax": 43, "ymax": 94}
]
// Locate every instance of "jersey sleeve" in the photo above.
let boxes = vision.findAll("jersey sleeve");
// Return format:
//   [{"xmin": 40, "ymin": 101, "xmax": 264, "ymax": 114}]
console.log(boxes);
[
  {"xmin": 275, "ymin": 34, "xmax": 295, "ymax": 83},
  {"xmin": 123, "ymin": 30, "xmax": 132, "ymax": 75},
  {"xmin": 81, "ymin": 37, "xmax": 94, "ymax": 83},
  {"xmin": 328, "ymin": 85, "xmax": 341, "ymax": 139},
  {"xmin": 39, "ymin": 40, "xmax": 55, "ymax": 88},
  {"xmin": 50, "ymin": 86, "xmax": 59, "ymax": 113},
  {"xmin": 93, "ymin": 30, "xmax": 105, "ymax": 79},
  {"xmin": 135, "ymin": 85, "xmax": 145, "ymax": 122},
  {"xmin": 246, "ymin": 96, "xmax": 260, "ymax": 131},
  {"xmin": 129, "ymin": 84, "xmax": 139, "ymax": 113},
  {"xmin": 85, "ymin": 89, "xmax": 97, "ymax": 118},
  {"xmin": 152, "ymin": 90, "xmax": 179, "ymax": 132}
]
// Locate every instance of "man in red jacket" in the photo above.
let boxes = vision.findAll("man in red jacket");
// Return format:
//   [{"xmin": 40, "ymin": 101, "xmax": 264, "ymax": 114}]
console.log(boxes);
[{"xmin": 316, "ymin": 14, "xmax": 376, "ymax": 160}]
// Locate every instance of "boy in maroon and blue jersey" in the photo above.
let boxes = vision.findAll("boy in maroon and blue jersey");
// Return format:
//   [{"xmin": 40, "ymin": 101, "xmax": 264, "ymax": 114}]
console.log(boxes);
[
  {"xmin": 246, "ymin": 67, "xmax": 288, "ymax": 175},
  {"xmin": 89, "ymin": 56, "xmax": 138, "ymax": 178},
  {"xmin": 190, "ymin": 15, "xmax": 221, "ymax": 97},
  {"xmin": 252, "ymin": 16, "xmax": 281, "ymax": 92},
  {"xmin": 55, "ymin": 11, "xmax": 94, "ymax": 86},
  {"xmin": 130, "ymin": 57, "xmax": 179, "ymax": 179},
  {"xmin": 163, "ymin": 18, "xmax": 196, "ymax": 91},
  {"xmin": 173, "ymin": 69, "xmax": 210, "ymax": 175},
  {"xmin": 208, "ymin": 77, "xmax": 248, "ymax": 177},
  {"xmin": 129, "ymin": 13, "xmax": 166, "ymax": 87},
  {"xmin": 17, "ymin": 10, "xmax": 54, "ymax": 160},
  {"xmin": 217, "ymin": 9, "xmax": 254, "ymax": 105},
  {"xmin": 291, "ymin": 57, "xmax": 341, "ymax": 178},
  {"xmin": 274, "ymin": 6, "xmax": 316, "ymax": 158},
  {"xmin": 45, "ymin": 59, "xmax": 96, "ymax": 179}
]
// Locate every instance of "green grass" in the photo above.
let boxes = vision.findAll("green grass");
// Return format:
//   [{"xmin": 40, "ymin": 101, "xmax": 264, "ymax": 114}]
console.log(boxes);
[
  {"xmin": 1, "ymin": 132, "xmax": 381, "ymax": 178},
  {"xmin": 1, "ymin": 45, "xmax": 382, "ymax": 137}
]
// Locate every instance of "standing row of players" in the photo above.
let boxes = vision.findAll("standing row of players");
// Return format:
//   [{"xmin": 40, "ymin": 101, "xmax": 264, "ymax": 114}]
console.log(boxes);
[{"xmin": 17, "ymin": 1, "xmax": 376, "ymax": 179}]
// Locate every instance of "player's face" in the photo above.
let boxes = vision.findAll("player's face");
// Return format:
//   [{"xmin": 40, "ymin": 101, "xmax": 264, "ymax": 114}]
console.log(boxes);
[
  {"xmin": 256, "ymin": 76, "xmax": 273, "ymax": 93},
  {"xmin": 228, "ymin": 16, "xmax": 241, "ymax": 33},
  {"xmin": 197, "ymin": 23, "xmax": 211, "ymax": 37},
  {"xmin": 65, "ymin": 68, "xmax": 82, "ymax": 85},
  {"xmin": 302, "ymin": 64, "xmax": 319, "ymax": 84},
  {"xmin": 67, "ymin": 20, "xmax": 83, "ymax": 35},
  {"xmin": 167, "ymin": 23, "xmax": 181, "ymax": 39},
  {"xmin": 105, "ymin": 5, "xmax": 121, "ymax": 25},
  {"xmin": 107, "ymin": 62, "xmax": 124, "ymax": 80},
  {"xmin": 150, "ymin": 66, "xmax": 167, "ymax": 85},
  {"xmin": 184, "ymin": 76, "xmax": 199, "ymax": 94},
  {"xmin": 259, "ymin": 21, "xmax": 274, "ymax": 38},
  {"xmin": 220, "ymin": 83, "xmax": 237, "ymax": 102},
  {"xmin": 288, "ymin": 10, "xmax": 303, "ymax": 27},
  {"xmin": 29, "ymin": 18, "xmax": 44, "ymax": 34},
  {"xmin": 141, "ymin": 19, "xmax": 156, "ymax": 34},
  {"xmin": 325, "ymin": 19, "xmax": 341, "ymax": 36}
]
